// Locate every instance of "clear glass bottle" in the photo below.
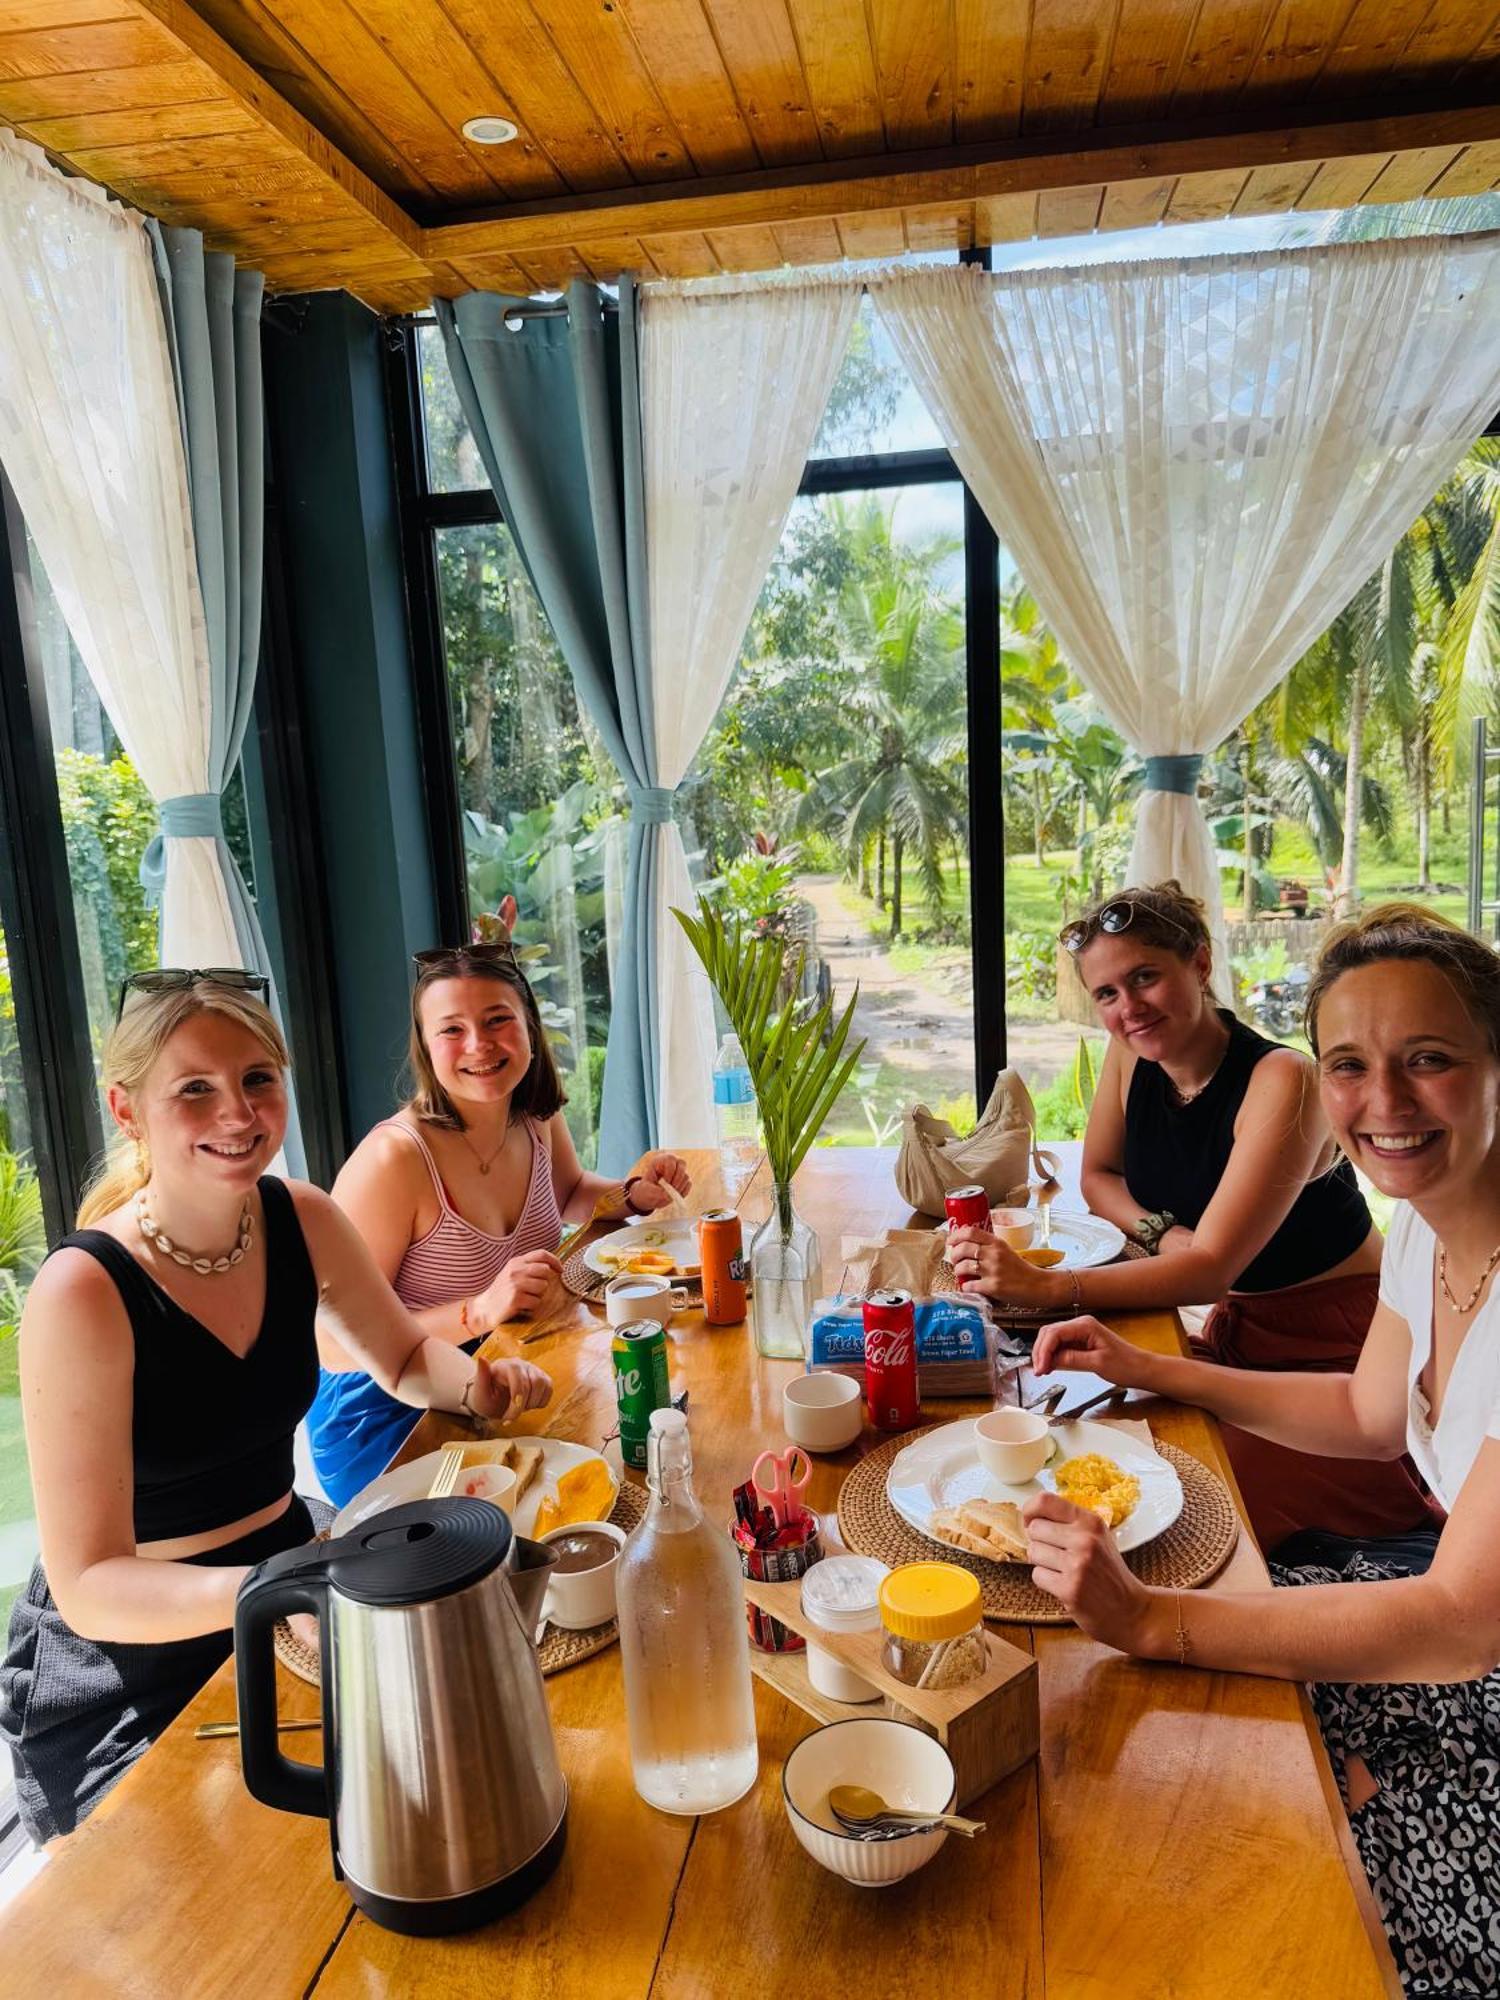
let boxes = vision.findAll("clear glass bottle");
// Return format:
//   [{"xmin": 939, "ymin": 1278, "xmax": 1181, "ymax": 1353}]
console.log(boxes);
[
  {"xmin": 712, "ymin": 1032, "xmax": 759, "ymax": 1189},
  {"xmin": 615, "ymin": 1407, "xmax": 759, "ymax": 1814},
  {"xmin": 748, "ymin": 1181, "xmax": 822, "ymax": 1360}
]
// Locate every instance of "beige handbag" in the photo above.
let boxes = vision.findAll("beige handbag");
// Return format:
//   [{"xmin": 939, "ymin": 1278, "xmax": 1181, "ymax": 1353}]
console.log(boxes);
[{"xmin": 894, "ymin": 1068, "xmax": 1058, "ymax": 1216}]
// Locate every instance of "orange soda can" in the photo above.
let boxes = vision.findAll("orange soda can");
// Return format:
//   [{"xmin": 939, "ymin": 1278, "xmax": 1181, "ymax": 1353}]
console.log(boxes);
[{"xmin": 699, "ymin": 1209, "xmax": 748, "ymax": 1324}]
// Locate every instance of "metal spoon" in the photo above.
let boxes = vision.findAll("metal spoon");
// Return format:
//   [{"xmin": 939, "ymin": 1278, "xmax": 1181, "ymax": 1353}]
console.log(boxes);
[{"xmin": 828, "ymin": 1783, "xmax": 985, "ymax": 1839}]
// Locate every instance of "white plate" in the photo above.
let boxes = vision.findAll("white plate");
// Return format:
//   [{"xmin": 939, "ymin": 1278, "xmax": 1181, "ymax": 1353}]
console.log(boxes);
[
  {"xmin": 583, "ymin": 1218, "xmax": 702, "ymax": 1278},
  {"xmin": 331, "ymin": 1437, "xmax": 616, "ymax": 1541},
  {"xmin": 886, "ymin": 1415, "xmax": 1182, "ymax": 1557},
  {"xmin": 939, "ymin": 1208, "xmax": 1125, "ymax": 1272}
]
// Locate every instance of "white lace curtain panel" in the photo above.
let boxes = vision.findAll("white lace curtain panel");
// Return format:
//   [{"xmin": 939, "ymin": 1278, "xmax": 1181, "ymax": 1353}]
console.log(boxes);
[
  {"xmin": 870, "ymin": 243, "xmax": 1500, "ymax": 981},
  {"xmin": 0, "ymin": 131, "xmax": 240, "ymax": 969},
  {"xmin": 638, "ymin": 276, "xmax": 859, "ymax": 1145}
]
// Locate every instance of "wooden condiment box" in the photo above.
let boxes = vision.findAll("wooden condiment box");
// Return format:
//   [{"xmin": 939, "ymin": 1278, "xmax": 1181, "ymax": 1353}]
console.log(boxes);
[{"xmin": 741, "ymin": 1577, "xmax": 1039, "ymax": 1808}]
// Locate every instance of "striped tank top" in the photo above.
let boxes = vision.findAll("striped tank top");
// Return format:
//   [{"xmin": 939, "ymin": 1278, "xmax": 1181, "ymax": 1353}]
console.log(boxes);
[{"xmin": 306, "ymin": 1115, "xmax": 564, "ymax": 1508}]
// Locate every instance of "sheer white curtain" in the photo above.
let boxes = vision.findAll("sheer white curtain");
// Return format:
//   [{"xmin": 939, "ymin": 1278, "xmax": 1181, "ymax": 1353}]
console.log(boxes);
[
  {"xmin": 873, "ymin": 243, "xmax": 1500, "ymax": 982},
  {"xmin": 0, "ymin": 132, "xmax": 237, "ymax": 968},
  {"xmin": 639, "ymin": 275, "xmax": 859, "ymax": 1142}
]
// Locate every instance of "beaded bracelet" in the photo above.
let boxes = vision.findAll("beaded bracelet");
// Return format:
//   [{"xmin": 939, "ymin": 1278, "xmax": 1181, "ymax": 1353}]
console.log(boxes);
[{"xmin": 1173, "ymin": 1589, "xmax": 1192, "ymax": 1667}]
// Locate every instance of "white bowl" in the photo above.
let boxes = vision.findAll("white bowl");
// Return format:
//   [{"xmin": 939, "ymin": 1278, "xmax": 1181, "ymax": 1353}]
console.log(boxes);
[
  {"xmin": 783, "ymin": 1372, "xmax": 864, "ymax": 1453},
  {"xmin": 781, "ymin": 1718, "xmax": 956, "ymax": 1887}
]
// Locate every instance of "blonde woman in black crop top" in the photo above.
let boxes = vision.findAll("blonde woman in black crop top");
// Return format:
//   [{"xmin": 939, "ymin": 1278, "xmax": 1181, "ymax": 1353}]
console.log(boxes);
[
  {"xmin": 948, "ymin": 882, "xmax": 1435, "ymax": 1552},
  {"xmin": 0, "ymin": 976, "xmax": 552, "ymax": 1843}
]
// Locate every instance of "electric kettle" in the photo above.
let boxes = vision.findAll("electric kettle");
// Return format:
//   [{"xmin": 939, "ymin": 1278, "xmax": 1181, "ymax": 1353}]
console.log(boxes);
[{"xmin": 235, "ymin": 1496, "xmax": 568, "ymax": 1936}]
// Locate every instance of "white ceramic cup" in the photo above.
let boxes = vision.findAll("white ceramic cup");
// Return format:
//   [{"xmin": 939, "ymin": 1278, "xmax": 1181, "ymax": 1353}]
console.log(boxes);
[
  {"xmin": 989, "ymin": 1207, "xmax": 1035, "ymax": 1251},
  {"xmin": 974, "ymin": 1406, "xmax": 1052, "ymax": 1485},
  {"xmin": 540, "ymin": 1518, "xmax": 627, "ymax": 1631},
  {"xmin": 783, "ymin": 1371, "xmax": 864, "ymax": 1453},
  {"xmin": 604, "ymin": 1272, "xmax": 691, "ymax": 1328}
]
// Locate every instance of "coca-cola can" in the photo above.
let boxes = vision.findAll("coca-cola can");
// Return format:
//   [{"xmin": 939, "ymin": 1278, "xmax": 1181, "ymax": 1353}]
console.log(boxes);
[
  {"xmin": 862, "ymin": 1288, "xmax": 919, "ymax": 1432},
  {"xmin": 944, "ymin": 1184, "xmax": 992, "ymax": 1233}
]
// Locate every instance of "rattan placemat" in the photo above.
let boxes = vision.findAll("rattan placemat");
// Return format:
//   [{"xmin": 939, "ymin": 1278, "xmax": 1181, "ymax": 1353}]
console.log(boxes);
[
  {"xmin": 272, "ymin": 1480, "xmax": 648, "ymax": 1682},
  {"xmin": 835, "ymin": 1424, "xmax": 1239, "ymax": 1625},
  {"xmin": 559, "ymin": 1244, "xmax": 709, "ymax": 1306}
]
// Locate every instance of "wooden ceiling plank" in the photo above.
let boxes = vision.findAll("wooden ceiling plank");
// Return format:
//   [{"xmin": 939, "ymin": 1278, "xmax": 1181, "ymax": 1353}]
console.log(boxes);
[
  {"xmin": 1022, "ymin": 0, "xmax": 1121, "ymax": 135},
  {"xmin": 20, "ymin": 96, "xmax": 252, "ymax": 146},
  {"xmin": 904, "ymin": 201, "xmax": 970, "ymax": 250},
  {"xmin": 516, "ymin": 243, "xmax": 595, "ymax": 286},
  {"xmin": 445, "ymin": 250, "xmax": 539, "ymax": 292},
  {"xmin": 866, "ymin": 0, "xmax": 952, "ymax": 150},
  {"xmin": 786, "ymin": 0, "xmax": 883, "ymax": 161},
  {"xmin": 835, "ymin": 206, "xmax": 905, "ymax": 257},
  {"xmin": 1293, "ymin": 149, "xmax": 1387, "ymax": 206},
  {"xmin": 698, "ymin": 0, "xmax": 822, "ymax": 166},
  {"xmin": 638, "ymin": 227, "xmax": 720, "ymax": 274},
  {"xmin": 433, "ymin": 0, "xmax": 634, "ymax": 192},
  {"xmin": 1423, "ymin": 137, "xmax": 1500, "ymax": 196},
  {"xmin": 1097, "ymin": 0, "xmax": 1200, "ymax": 126},
  {"xmin": 1231, "ymin": 157, "xmax": 1321, "ymax": 211},
  {"xmin": 952, "ymin": 0, "xmax": 1027, "ymax": 142},
  {"xmin": 574, "ymin": 232, "xmax": 651, "ymax": 280},
  {"xmin": 1244, "ymin": 0, "xmax": 1372, "ymax": 103},
  {"xmin": 337, "ymin": 0, "xmax": 568, "ymax": 200},
  {"xmin": 613, "ymin": 0, "xmax": 760, "ymax": 174},
  {"xmin": 1172, "ymin": 0, "xmax": 1283, "ymax": 117},
  {"xmin": 1166, "ymin": 165, "xmax": 1253, "ymax": 220},
  {"xmin": 1097, "ymin": 173, "xmax": 1175, "ymax": 229},
  {"xmin": 705, "ymin": 219, "xmax": 786, "ymax": 267},
  {"xmin": 1034, "ymin": 181, "xmax": 1104, "ymax": 237},
  {"xmin": 0, "ymin": 16, "xmax": 181, "ymax": 79},
  {"xmin": 1401, "ymin": 1, "xmax": 1500, "ymax": 93},
  {"xmin": 68, "ymin": 129, "xmax": 293, "ymax": 176},
  {"xmin": 771, "ymin": 214, "xmax": 842, "ymax": 263},
  {"xmin": 975, "ymin": 189, "xmax": 1036, "ymax": 241},
  {"xmin": 0, "ymin": 55, "xmax": 208, "ymax": 116},
  {"xmin": 1359, "ymin": 142, "xmax": 1461, "ymax": 200},
  {"xmin": 524, "ymin": 0, "xmax": 695, "ymax": 184},
  {"xmin": 1311, "ymin": 0, "xmax": 1450, "ymax": 99},
  {"xmin": 0, "ymin": 0, "xmax": 132, "ymax": 28}
]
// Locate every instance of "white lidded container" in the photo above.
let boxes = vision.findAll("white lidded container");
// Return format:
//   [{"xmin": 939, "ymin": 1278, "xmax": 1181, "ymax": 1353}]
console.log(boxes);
[{"xmin": 800, "ymin": 1556, "xmax": 889, "ymax": 1704}]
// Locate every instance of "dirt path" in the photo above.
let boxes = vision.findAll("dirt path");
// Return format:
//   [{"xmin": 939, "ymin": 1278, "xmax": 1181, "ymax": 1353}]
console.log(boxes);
[{"xmin": 798, "ymin": 875, "xmax": 1082, "ymax": 1098}]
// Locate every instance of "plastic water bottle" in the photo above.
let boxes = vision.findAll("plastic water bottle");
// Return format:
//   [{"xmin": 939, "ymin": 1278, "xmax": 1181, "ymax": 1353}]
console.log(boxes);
[
  {"xmin": 616, "ymin": 1408, "xmax": 759, "ymax": 1814},
  {"xmin": 713, "ymin": 1033, "xmax": 758, "ymax": 1186}
]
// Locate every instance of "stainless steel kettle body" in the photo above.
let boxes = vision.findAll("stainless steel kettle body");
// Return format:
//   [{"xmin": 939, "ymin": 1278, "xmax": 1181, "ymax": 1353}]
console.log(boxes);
[{"xmin": 235, "ymin": 1497, "xmax": 568, "ymax": 1936}]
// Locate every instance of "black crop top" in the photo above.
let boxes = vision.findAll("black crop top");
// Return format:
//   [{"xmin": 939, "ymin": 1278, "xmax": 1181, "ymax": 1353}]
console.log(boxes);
[
  {"xmin": 54, "ymin": 1176, "xmax": 320, "ymax": 1541},
  {"xmin": 1122, "ymin": 1012, "xmax": 1372, "ymax": 1294}
]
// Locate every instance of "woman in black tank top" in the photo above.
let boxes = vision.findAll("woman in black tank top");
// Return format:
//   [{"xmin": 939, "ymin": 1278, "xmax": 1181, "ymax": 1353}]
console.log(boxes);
[
  {"xmin": 948, "ymin": 882, "xmax": 1436, "ymax": 1552},
  {"xmin": 0, "ymin": 975, "xmax": 552, "ymax": 1845}
]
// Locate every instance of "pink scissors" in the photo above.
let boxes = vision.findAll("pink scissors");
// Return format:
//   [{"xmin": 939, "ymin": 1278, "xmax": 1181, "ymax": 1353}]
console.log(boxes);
[{"xmin": 750, "ymin": 1447, "xmax": 812, "ymax": 1527}]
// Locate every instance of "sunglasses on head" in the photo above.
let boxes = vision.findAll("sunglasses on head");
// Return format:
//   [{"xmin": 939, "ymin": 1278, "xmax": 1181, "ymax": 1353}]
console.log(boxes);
[
  {"xmin": 1060, "ymin": 899, "xmax": 1195, "ymax": 955},
  {"xmin": 413, "ymin": 940, "xmax": 525, "ymax": 976},
  {"xmin": 116, "ymin": 967, "xmax": 270, "ymax": 1021}
]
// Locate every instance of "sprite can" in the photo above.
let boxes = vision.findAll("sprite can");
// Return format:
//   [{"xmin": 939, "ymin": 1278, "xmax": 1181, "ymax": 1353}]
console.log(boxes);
[{"xmin": 611, "ymin": 1320, "xmax": 671, "ymax": 1469}]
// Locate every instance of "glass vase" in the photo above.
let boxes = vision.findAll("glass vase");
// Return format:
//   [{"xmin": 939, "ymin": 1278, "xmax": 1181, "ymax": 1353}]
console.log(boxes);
[{"xmin": 749, "ymin": 1182, "xmax": 822, "ymax": 1360}]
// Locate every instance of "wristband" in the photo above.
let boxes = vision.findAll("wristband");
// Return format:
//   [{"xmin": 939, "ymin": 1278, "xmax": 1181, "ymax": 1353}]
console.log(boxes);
[
  {"xmin": 459, "ymin": 1373, "xmax": 485, "ymax": 1432},
  {"xmin": 621, "ymin": 1175, "xmax": 645, "ymax": 1214},
  {"xmin": 1135, "ymin": 1210, "xmax": 1175, "ymax": 1255}
]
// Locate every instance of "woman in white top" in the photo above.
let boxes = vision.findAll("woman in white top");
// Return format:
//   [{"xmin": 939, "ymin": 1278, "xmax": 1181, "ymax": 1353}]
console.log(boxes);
[{"xmin": 1023, "ymin": 905, "xmax": 1500, "ymax": 1998}]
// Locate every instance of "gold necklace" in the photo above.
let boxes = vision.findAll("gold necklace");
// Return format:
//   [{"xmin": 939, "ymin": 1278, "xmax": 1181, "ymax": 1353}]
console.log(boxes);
[
  {"xmin": 136, "ymin": 1192, "xmax": 254, "ymax": 1275},
  {"xmin": 1437, "ymin": 1239, "xmax": 1500, "ymax": 1314},
  {"xmin": 457, "ymin": 1122, "xmax": 509, "ymax": 1177}
]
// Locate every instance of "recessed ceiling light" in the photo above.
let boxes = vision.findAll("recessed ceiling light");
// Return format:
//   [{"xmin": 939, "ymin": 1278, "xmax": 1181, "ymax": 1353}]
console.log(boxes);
[{"xmin": 462, "ymin": 116, "xmax": 518, "ymax": 145}]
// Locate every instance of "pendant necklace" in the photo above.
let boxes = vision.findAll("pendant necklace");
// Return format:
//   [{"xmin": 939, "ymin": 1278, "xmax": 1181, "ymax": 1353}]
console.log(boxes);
[
  {"xmin": 1437, "ymin": 1239, "xmax": 1500, "ymax": 1315},
  {"xmin": 458, "ymin": 1123, "xmax": 509, "ymax": 1177}
]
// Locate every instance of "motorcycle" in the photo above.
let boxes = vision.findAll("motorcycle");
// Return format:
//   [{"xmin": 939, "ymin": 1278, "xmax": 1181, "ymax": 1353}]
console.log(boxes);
[{"xmin": 1244, "ymin": 962, "xmax": 1310, "ymax": 1040}]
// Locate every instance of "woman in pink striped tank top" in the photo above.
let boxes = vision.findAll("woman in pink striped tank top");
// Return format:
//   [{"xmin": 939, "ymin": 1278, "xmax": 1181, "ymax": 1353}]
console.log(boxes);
[{"xmin": 308, "ymin": 922, "xmax": 691, "ymax": 1504}]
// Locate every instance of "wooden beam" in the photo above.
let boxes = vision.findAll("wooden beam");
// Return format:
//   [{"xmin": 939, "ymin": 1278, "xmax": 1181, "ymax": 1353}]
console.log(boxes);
[{"xmin": 426, "ymin": 92, "xmax": 1500, "ymax": 263}]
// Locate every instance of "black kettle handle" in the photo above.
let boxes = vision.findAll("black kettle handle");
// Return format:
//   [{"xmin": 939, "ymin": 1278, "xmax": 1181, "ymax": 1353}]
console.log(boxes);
[{"xmin": 235, "ymin": 1546, "xmax": 332, "ymax": 1819}]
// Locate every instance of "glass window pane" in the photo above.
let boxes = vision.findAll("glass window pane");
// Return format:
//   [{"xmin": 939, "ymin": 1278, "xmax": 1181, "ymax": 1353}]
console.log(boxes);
[
  {"xmin": 433, "ymin": 522, "xmax": 617, "ymax": 1168},
  {"xmin": 808, "ymin": 296, "xmax": 946, "ymax": 459},
  {"xmin": 685, "ymin": 483, "xmax": 971, "ymax": 1145},
  {"xmin": 419, "ymin": 323, "xmax": 488, "ymax": 492}
]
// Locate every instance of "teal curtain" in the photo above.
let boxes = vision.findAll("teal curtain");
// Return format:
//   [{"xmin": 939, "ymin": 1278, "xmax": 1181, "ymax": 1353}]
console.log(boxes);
[
  {"xmin": 437, "ymin": 281, "xmax": 659, "ymax": 1172},
  {"xmin": 146, "ymin": 223, "xmax": 305, "ymax": 1176}
]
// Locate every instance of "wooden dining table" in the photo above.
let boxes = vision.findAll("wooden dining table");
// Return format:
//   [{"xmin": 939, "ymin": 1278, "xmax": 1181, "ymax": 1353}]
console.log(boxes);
[{"xmin": 0, "ymin": 1145, "xmax": 1400, "ymax": 1998}]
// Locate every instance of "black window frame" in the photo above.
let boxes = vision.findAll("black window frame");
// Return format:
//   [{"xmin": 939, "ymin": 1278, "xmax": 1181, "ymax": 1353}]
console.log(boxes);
[{"xmin": 385, "ymin": 252, "xmax": 1008, "ymax": 1113}]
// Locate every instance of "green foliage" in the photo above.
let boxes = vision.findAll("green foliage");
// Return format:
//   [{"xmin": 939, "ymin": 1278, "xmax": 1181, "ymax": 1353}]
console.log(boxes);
[
  {"xmin": 1030, "ymin": 1073, "xmax": 1090, "ymax": 1141},
  {"xmin": 705, "ymin": 849, "xmax": 799, "ymax": 935},
  {"xmin": 54, "ymin": 749, "xmax": 159, "ymax": 991},
  {"xmin": 674, "ymin": 896, "xmax": 867, "ymax": 1183},
  {"xmin": 1005, "ymin": 928, "xmax": 1057, "ymax": 1005},
  {"xmin": 1071, "ymin": 1036, "xmax": 1098, "ymax": 1116},
  {"xmin": 0, "ymin": 1148, "xmax": 45, "ymax": 1346}
]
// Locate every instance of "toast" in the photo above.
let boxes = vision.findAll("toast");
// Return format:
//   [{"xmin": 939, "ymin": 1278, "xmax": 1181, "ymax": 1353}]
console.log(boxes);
[
  {"xmin": 930, "ymin": 1496, "xmax": 1028, "ymax": 1563},
  {"xmin": 506, "ymin": 1441, "xmax": 545, "ymax": 1500}
]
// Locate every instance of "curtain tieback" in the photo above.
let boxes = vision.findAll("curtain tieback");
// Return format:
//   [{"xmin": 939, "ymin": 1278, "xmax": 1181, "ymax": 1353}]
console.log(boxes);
[
  {"xmin": 140, "ymin": 791, "xmax": 226, "ymax": 902},
  {"xmin": 631, "ymin": 786, "xmax": 677, "ymax": 825},
  {"xmin": 1141, "ymin": 755, "xmax": 1204, "ymax": 797}
]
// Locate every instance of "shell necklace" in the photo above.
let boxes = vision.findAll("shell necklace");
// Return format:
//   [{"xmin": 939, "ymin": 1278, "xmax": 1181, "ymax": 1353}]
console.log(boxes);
[
  {"xmin": 136, "ymin": 1191, "xmax": 254, "ymax": 1275},
  {"xmin": 1437, "ymin": 1238, "xmax": 1500, "ymax": 1315}
]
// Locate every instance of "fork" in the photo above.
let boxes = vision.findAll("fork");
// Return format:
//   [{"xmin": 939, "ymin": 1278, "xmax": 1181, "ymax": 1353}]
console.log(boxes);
[{"xmin": 427, "ymin": 1443, "xmax": 466, "ymax": 1498}]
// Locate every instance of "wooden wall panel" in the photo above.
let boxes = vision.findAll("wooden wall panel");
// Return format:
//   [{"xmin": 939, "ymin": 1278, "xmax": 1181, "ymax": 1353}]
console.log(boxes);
[
  {"xmin": 1098, "ymin": 174, "xmax": 1174, "ymax": 229},
  {"xmin": 1425, "ymin": 139, "xmax": 1500, "ymax": 197},
  {"xmin": 1232, "ymin": 158, "xmax": 1321, "ymax": 212},
  {"xmin": 976, "ymin": 189, "xmax": 1037, "ymax": 241},
  {"xmin": 1359, "ymin": 144, "xmax": 1463, "ymax": 202},
  {"xmin": 771, "ymin": 214, "xmax": 842, "ymax": 264},
  {"xmin": 638, "ymin": 227, "xmax": 719, "ymax": 275},
  {"xmin": 835, "ymin": 207, "xmax": 905, "ymax": 258},
  {"xmin": 1293, "ymin": 150, "xmax": 1386, "ymax": 207},
  {"xmin": 1165, "ymin": 164, "xmax": 1254, "ymax": 220},
  {"xmin": 705, "ymin": 220, "xmax": 785, "ymax": 268},
  {"xmin": 1035, "ymin": 181, "xmax": 1104, "ymax": 236}
]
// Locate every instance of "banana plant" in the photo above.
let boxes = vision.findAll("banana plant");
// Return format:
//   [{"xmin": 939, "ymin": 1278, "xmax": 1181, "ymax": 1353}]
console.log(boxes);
[{"xmin": 672, "ymin": 896, "xmax": 867, "ymax": 1188}]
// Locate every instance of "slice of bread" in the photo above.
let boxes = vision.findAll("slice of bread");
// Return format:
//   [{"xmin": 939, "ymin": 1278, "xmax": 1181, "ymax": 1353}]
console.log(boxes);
[
  {"xmin": 930, "ymin": 1496, "xmax": 1028, "ymax": 1563},
  {"xmin": 508, "ymin": 1441, "xmax": 545, "ymax": 1500},
  {"xmin": 930, "ymin": 1508, "xmax": 1001, "ymax": 1559}
]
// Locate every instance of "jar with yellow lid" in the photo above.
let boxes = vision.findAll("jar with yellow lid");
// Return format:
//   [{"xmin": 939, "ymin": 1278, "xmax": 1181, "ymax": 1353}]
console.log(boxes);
[{"xmin": 879, "ymin": 1563, "xmax": 987, "ymax": 1705}]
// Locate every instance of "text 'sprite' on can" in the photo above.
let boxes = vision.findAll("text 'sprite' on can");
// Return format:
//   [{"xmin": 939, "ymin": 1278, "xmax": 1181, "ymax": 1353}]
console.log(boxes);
[
  {"xmin": 862, "ymin": 1288, "xmax": 919, "ymax": 1432},
  {"xmin": 944, "ymin": 1184, "xmax": 992, "ymax": 1234},
  {"xmin": 698, "ymin": 1208, "xmax": 748, "ymax": 1325},
  {"xmin": 611, "ymin": 1320, "xmax": 671, "ymax": 1469}
]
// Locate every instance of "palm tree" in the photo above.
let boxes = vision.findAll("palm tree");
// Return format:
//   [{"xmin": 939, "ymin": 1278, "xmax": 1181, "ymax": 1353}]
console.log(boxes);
[
  {"xmin": 797, "ymin": 500, "xmax": 967, "ymax": 939},
  {"xmin": 1049, "ymin": 697, "xmax": 1142, "ymax": 903},
  {"xmin": 999, "ymin": 584, "xmax": 1070, "ymax": 865}
]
